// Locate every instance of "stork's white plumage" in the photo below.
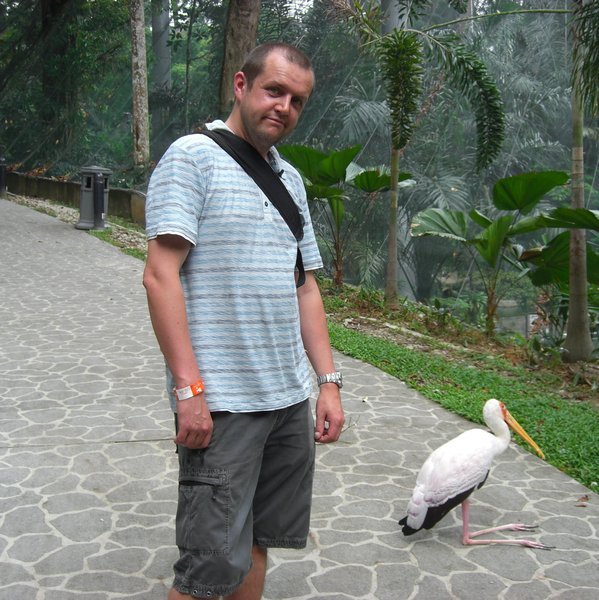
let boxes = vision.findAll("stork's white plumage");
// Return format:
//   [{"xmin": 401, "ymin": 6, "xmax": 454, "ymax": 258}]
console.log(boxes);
[{"xmin": 399, "ymin": 399, "xmax": 551, "ymax": 549}]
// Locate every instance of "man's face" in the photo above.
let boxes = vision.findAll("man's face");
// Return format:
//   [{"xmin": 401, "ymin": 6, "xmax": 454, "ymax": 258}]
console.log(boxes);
[{"xmin": 233, "ymin": 50, "xmax": 314, "ymax": 155}]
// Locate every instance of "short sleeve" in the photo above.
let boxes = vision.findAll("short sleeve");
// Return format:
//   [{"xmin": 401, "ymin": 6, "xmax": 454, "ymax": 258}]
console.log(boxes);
[{"xmin": 145, "ymin": 137, "xmax": 209, "ymax": 245}]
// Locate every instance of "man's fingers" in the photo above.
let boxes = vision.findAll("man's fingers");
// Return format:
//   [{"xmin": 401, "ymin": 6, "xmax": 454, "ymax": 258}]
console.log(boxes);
[{"xmin": 175, "ymin": 429, "xmax": 211, "ymax": 449}]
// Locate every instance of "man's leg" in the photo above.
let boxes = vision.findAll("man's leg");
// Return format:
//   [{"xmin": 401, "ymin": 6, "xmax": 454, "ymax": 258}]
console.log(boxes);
[
  {"xmin": 167, "ymin": 545, "xmax": 266, "ymax": 600},
  {"xmin": 224, "ymin": 545, "xmax": 267, "ymax": 600}
]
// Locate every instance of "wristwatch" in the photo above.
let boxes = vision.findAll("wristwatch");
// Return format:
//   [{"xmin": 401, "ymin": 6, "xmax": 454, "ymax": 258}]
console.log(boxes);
[{"xmin": 316, "ymin": 371, "xmax": 343, "ymax": 389}]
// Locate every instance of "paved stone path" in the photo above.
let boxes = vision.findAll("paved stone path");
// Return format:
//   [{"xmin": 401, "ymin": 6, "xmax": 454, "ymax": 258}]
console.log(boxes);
[{"xmin": 1, "ymin": 197, "xmax": 598, "ymax": 600}]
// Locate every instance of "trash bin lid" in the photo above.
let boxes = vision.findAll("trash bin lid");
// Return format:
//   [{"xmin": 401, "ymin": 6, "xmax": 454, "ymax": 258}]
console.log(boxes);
[{"xmin": 80, "ymin": 165, "xmax": 113, "ymax": 176}]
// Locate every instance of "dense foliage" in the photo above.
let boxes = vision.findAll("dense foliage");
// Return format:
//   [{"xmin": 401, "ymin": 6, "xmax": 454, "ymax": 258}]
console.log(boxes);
[{"xmin": 1, "ymin": 0, "xmax": 597, "ymax": 345}]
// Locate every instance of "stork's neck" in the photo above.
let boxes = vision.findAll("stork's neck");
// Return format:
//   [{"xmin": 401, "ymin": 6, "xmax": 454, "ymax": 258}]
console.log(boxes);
[{"xmin": 490, "ymin": 419, "xmax": 511, "ymax": 453}]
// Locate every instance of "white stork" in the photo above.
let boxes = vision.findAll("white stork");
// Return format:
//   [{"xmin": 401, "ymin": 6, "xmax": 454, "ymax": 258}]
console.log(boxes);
[{"xmin": 399, "ymin": 399, "xmax": 552, "ymax": 549}]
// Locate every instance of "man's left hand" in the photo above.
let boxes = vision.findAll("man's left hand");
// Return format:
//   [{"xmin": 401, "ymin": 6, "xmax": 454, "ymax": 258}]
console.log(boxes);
[{"xmin": 314, "ymin": 386, "xmax": 344, "ymax": 443}]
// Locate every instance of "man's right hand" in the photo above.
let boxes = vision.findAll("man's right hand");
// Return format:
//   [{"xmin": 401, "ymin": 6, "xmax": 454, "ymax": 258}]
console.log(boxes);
[{"xmin": 174, "ymin": 394, "xmax": 213, "ymax": 449}]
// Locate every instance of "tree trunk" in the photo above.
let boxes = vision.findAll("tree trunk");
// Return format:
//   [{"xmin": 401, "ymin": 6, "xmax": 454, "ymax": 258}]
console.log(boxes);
[
  {"xmin": 183, "ymin": 0, "xmax": 198, "ymax": 133},
  {"xmin": 219, "ymin": 0, "xmax": 261, "ymax": 118},
  {"xmin": 384, "ymin": 146, "xmax": 400, "ymax": 308},
  {"xmin": 130, "ymin": 0, "xmax": 150, "ymax": 170},
  {"xmin": 381, "ymin": 0, "xmax": 403, "ymax": 309},
  {"xmin": 563, "ymin": 0, "xmax": 593, "ymax": 362},
  {"xmin": 563, "ymin": 82, "xmax": 593, "ymax": 361},
  {"xmin": 151, "ymin": 0, "xmax": 172, "ymax": 161}
]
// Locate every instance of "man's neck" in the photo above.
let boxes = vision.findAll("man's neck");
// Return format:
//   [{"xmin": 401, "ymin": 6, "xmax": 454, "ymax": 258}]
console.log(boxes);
[{"xmin": 224, "ymin": 116, "xmax": 269, "ymax": 159}]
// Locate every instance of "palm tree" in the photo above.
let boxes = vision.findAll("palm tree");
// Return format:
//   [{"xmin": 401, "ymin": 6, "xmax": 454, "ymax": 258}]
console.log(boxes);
[
  {"xmin": 333, "ymin": 0, "xmax": 505, "ymax": 307},
  {"xmin": 563, "ymin": 0, "xmax": 599, "ymax": 362}
]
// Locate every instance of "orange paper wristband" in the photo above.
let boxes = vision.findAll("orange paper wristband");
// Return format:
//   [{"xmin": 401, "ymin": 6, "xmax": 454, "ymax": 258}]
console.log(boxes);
[{"xmin": 173, "ymin": 378, "xmax": 205, "ymax": 401}]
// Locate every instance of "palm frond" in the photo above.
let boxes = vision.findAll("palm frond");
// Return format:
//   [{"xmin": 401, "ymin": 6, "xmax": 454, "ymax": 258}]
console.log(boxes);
[
  {"xmin": 334, "ymin": 78, "xmax": 390, "ymax": 145},
  {"xmin": 378, "ymin": 30, "xmax": 423, "ymax": 150},
  {"xmin": 337, "ymin": 99, "xmax": 390, "ymax": 144},
  {"xmin": 572, "ymin": 0, "xmax": 599, "ymax": 114},
  {"xmin": 329, "ymin": 0, "xmax": 382, "ymax": 47},
  {"xmin": 420, "ymin": 173, "xmax": 471, "ymax": 211},
  {"xmin": 430, "ymin": 33, "xmax": 505, "ymax": 170}
]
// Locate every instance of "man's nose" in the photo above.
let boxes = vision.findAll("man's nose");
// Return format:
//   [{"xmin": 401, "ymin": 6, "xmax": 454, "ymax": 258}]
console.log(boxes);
[{"xmin": 275, "ymin": 95, "xmax": 291, "ymax": 113}]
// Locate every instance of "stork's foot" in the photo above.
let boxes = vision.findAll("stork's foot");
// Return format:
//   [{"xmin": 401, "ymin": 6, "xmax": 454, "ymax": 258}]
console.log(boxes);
[
  {"xmin": 463, "ymin": 523, "xmax": 554, "ymax": 549},
  {"xmin": 462, "ymin": 536, "xmax": 554, "ymax": 550},
  {"xmin": 470, "ymin": 522, "xmax": 540, "ymax": 537}
]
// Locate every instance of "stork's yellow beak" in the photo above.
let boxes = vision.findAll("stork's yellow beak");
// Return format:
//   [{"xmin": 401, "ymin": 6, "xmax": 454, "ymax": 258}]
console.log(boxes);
[{"xmin": 504, "ymin": 409, "xmax": 545, "ymax": 459}]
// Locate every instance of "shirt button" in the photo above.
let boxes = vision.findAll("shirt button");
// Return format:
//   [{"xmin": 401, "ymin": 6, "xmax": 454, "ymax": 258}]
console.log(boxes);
[{"xmin": 264, "ymin": 201, "xmax": 269, "ymax": 207}]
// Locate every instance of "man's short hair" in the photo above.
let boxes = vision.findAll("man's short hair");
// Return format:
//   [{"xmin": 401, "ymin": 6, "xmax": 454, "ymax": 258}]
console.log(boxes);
[{"xmin": 241, "ymin": 42, "xmax": 313, "ymax": 87}]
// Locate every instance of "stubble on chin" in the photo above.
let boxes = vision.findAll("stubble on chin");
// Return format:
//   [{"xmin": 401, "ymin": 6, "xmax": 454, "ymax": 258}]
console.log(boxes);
[{"xmin": 253, "ymin": 121, "xmax": 289, "ymax": 153}]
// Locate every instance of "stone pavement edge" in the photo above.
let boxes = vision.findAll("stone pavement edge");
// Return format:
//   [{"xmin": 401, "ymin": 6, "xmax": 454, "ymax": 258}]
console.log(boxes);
[{"xmin": 1, "ymin": 198, "xmax": 598, "ymax": 600}]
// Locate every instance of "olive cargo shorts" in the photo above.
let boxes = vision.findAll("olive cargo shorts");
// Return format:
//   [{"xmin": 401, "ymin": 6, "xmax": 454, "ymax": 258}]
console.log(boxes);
[{"xmin": 173, "ymin": 399, "xmax": 315, "ymax": 598}]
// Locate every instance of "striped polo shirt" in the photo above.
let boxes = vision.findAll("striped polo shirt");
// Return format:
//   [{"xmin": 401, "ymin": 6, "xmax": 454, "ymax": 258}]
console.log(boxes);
[{"xmin": 145, "ymin": 121, "xmax": 323, "ymax": 412}]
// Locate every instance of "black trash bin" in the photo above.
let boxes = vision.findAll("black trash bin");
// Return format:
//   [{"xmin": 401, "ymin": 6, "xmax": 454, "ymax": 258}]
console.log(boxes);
[{"xmin": 76, "ymin": 165, "xmax": 112, "ymax": 230}]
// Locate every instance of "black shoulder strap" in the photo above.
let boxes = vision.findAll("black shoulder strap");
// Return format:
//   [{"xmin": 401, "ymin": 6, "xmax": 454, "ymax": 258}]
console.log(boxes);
[{"xmin": 201, "ymin": 128, "xmax": 305, "ymax": 287}]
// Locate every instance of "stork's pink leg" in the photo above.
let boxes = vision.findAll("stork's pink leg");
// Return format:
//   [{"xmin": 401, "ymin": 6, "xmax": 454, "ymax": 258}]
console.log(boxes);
[{"xmin": 460, "ymin": 500, "xmax": 553, "ymax": 550}]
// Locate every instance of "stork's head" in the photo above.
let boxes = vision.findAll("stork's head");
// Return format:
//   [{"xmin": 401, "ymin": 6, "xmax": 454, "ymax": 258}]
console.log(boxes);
[{"xmin": 484, "ymin": 399, "xmax": 545, "ymax": 459}]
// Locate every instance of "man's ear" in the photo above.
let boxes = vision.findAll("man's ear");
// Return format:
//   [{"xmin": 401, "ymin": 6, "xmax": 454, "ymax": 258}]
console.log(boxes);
[{"xmin": 232, "ymin": 71, "xmax": 247, "ymax": 101}]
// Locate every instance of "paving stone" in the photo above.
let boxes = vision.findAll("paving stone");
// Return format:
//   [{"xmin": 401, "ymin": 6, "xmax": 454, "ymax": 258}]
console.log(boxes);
[
  {"xmin": 265, "ymin": 560, "xmax": 316, "ymax": 598},
  {"xmin": 374, "ymin": 563, "xmax": 420, "ymax": 600},
  {"xmin": 553, "ymin": 589, "xmax": 599, "ymax": 600},
  {"xmin": 312, "ymin": 565, "xmax": 373, "ymax": 596},
  {"xmin": 503, "ymin": 580, "xmax": 559, "ymax": 600},
  {"xmin": 544, "ymin": 562, "xmax": 599, "ymax": 588},
  {"xmin": 1, "ymin": 198, "xmax": 598, "ymax": 600},
  {"xmin": 7, "ymin": 533, "xmax": 62, "ymax": 563},
  {"xmin": 449, "ymin": 572, "xmax": 507, "ymax": 599},
  {"xmin": 0, "ymin": 585, "xmax": 40, "ymax": 600},
  {"xmin": 411, "ymin": 541, "xmax": 477, "ymax": 575},
  {"xmin": 412, "ymin": 575, "xmax": 455, "ymax": 599},
  {"xmin": 467, "ymin": 545, "xmax": 539, "ymax": 581}
]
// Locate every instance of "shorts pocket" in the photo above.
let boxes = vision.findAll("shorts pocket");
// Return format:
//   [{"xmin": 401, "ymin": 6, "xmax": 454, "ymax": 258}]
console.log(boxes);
[{"xmin": 176, "ymin": 468, "xmax": 230, "ymax": 555}]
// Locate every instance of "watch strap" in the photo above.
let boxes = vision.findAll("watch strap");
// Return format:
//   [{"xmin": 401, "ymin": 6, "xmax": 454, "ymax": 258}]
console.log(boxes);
[{"xmin": 316, "ymin": 371, "xmax": 343, "ymax": 389}]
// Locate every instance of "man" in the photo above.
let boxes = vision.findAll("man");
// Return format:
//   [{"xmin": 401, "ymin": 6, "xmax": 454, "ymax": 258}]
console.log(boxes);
[{"xmin": 143, "ymin": 42, "xmax": 344, "ymax": 600}]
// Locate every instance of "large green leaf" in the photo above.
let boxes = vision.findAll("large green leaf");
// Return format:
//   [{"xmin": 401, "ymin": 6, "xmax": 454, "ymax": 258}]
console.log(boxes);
[
  {"xmin": 318, "ymin": 145, "xmax": 362, "ymax": 186},
  {"xmin": 492, "ymin": 171, "xmax": 569, "ymax": 215},
  {"xmin": 349, "ymin": 169, "xmax": 411, "ymax": 193},
  {"xmin": 278, "ymin": 144, "xmax": 327, "ymax": 181},
  {"xmin": 508, "ymin": 214, "xmax": 548, "ymax": 236},
  {"xmin": 521, "ymin": 231, "xmax": 599, "ymax": 286},
  {"xmin": 306, "ymin": 183, "xmax": 343, "ymax": 202},
  {"xmin": 469, "ymin": 208, "xmax": 492, "ymax": 229},
  {"xmin": 279, "ymin": 144, "xmax": 362, "ymax": 187},
  {"xmin": 471, "ymin": 215, "xmax": 513, "ymax": 268},
  {"xmin": 548, "ymin": 207, "xmax": 599, "ymax": 231},
  {"xmin": 328, "ymin": 195, "xmax": 345, "ymax": 232},
  {"xmin": 509, "ymin": 207, "xmax": 599, "ymax": 236},
  {"xmin": 350, "ymin": 169, "xmax": 390, "ymax": 192},
  {"xmin": 411, "ymin": 209, "xmax": 469, "ymax": 242}
]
